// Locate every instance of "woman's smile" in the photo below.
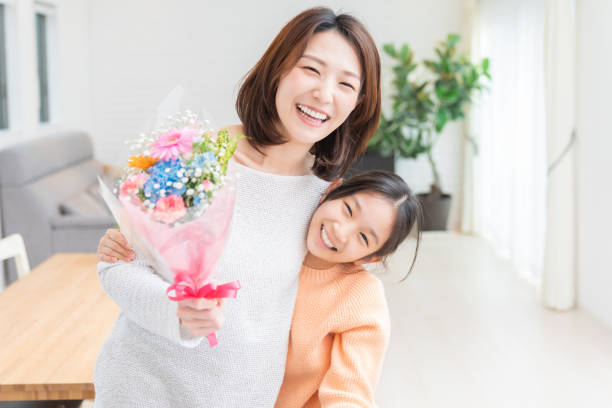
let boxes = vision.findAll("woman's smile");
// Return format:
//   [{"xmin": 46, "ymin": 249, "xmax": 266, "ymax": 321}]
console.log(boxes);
[{"xmin": 275, "ymin": 30, "xmax": 361, "ymax": 146}]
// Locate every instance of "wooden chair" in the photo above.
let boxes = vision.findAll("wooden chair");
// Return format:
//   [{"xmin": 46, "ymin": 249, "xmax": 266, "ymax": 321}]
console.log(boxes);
[{"xmin": 0, "ymin": 233, "xmax": 31, "ymax": 279}]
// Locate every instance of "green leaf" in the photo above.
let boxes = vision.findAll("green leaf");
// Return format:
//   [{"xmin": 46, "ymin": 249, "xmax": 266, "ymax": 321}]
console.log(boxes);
[
  {"xmin": 482, "ymin": 58, "xmax": 489, "ymax": 72},
  {"xmin": 435, "ymin": 109, "xmax": 449, "ymax": 133},
  {"xmin": 423, "ymin": 60, "xmax": 438, "ymax": 71},
  {"xmin": 383, "ymin": 43, "xmax": 396, "ymax": 58},
  {"xmin": 400, "ymin": 44, "xmax": 410, "ymax": 61},
  {"xmin": 447, "ymin": 33, "xmax": 460, "ymax": 49}
]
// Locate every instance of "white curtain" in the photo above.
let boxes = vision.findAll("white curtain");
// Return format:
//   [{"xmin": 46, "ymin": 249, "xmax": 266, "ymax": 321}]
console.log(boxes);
[
  {"xmin": 463, "ymin": 0, "xmax": 576, "ymax": 310},
  {"xmin": 541, "ymin": 0, "xmax": 576, "ymax": 310}
]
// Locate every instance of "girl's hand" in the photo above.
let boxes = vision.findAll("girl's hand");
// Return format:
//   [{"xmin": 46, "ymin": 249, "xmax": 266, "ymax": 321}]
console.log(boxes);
[
  {"xmin": 177, "ymin": 298, "xmax": 225, "ymax": 338},
  {"xmin": 97, "ymin": 228, "xmax": 135, "ymax": 263}
]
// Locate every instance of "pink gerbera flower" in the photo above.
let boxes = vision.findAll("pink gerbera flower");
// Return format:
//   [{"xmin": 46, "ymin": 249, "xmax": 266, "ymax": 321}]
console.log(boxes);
[
  {"xmin": 153, "ymin": 194, "xmax": 187, "ymax": 224},
  {"xmin": 150, "ymin": 127, "xmax": 197, "ymax": 161}
]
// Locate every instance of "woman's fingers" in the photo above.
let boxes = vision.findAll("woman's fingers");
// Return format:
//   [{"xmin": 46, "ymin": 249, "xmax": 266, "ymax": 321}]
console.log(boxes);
[
  {"xmin": 98, "ymin": 239, "xmax": 132, "ymax": 262},
  {"xmin": 99, "ymin": 254, "xmax": 118, "ymax": 263},
  {"xmin": 108, "ymin": 229, "xmax": 130, "ymax": 249},
  {"xmin": 179, "ymin": 297, "xmax": 218, "ymax": 310},
  {"xmin": 104, "ymin": 239, "xmax": 134, "ymax": 260},
  {"xmin": 97, "ymin": 229, "xmax": 134, "ymax": 262},
  {"xmin": 177, "ymin": 298, "xmax": 225, "ymax": 337}
]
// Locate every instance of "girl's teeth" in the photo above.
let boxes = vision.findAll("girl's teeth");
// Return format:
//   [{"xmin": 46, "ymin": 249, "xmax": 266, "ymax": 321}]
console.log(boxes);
[
  {"xmin": 298, "ymin": 104, "xmax": 328, "ymax": 121},
  {"xmin": 321, "ymin": 225, "xmax": 335, "ymax": 250}
]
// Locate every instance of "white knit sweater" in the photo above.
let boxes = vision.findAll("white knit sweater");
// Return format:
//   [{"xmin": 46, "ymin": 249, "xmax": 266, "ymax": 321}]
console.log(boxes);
[{"xmin": 94, "ymin": 161, "xmax": 329, "ymax": 407}]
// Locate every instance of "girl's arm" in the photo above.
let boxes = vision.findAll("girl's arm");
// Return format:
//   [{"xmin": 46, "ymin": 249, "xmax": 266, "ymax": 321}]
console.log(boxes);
[{"xmin": 318, "ymin": 281, "xmax": 391, "ymax": 407}]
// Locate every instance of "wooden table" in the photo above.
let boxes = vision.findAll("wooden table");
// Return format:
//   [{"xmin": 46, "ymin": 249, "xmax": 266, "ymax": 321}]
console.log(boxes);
[{"xmin": 0, "ymin": 254, "xmax": 119, "ymax": 401}]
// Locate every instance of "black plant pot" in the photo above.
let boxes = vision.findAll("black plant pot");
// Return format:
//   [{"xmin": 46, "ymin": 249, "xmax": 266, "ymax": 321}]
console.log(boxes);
[
  {"xmin": 416, "ymin": 192, "xmax": 452, "ymax": 231},
  {"xmin": 346, "ymin": 151, "xmax": 395, "ymax": 177}
]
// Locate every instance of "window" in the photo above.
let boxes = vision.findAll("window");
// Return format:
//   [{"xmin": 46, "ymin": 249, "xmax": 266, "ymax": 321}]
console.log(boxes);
[
  {"xmin": 0, "ymin": 4, "xmax": 8, "ymax": 129},
  {"xmin": 35, "ymin": 11, "xmax": 49, "ymax": 123},
  {"xmin": 34, "ymin": 2, "xmax": 57, "ymax": 125}
]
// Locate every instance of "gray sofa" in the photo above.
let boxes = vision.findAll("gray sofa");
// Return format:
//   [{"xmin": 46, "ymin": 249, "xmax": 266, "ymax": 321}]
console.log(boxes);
[{"xmin": 0, "ymin": 130, "xmax": 115, "ymax": 285}]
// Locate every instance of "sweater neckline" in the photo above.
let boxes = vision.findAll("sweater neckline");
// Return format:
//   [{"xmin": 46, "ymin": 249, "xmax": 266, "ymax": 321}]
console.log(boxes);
[
  {"xmin": 232, "ymin": 158, "xmax": 322, "ymax": 181},
  {"xmin": 301, "ymin": 263, "xmax": 366, "ymax": 276}
]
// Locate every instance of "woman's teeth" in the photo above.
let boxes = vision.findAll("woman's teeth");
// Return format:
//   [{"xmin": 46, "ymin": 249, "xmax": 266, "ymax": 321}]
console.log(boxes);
[
  {"xmin": 321, "ymin": 225, "xmax": 337, "ymax": 251},
  {"xmin": 297, "ymin": 104, "xmax": 328, "ymax": 122}
]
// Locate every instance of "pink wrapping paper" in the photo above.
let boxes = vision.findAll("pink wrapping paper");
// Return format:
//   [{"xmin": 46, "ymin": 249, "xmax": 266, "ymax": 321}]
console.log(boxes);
[{"xmin": 117, "ymin": 183, "xmax": 239, "ymax": 347}]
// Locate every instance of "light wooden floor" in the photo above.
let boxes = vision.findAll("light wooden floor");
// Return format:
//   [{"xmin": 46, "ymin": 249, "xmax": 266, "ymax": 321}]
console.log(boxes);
[
  {"xmin": 374, "ymin": 232, "xmax": 612, "ymax": 408},
  {"xmin": 81, "ymin": 233, "xmax": 612, "ymax": 407}
]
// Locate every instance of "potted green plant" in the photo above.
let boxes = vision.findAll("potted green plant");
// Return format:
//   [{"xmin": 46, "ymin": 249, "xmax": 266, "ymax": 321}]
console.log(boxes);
[{"xmin": 367, "ymin": 34, "xmax": 490, "ymax": 230}]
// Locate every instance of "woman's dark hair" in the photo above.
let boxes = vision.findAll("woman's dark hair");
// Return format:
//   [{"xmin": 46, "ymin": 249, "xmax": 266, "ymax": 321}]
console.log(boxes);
[
  {"xmin": 236, "ymin": 7, "xmax": 381, "ymax": 181},
  {"xmin": 320, "ymin": 170, "xmax": 423, "ymax": 281}
]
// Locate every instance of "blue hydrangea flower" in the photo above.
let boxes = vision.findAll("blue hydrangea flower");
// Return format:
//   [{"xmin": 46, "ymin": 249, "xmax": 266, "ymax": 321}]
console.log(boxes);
[
  {"xmin": 192, "ymin": 193, "xmax": 208, "ymax": 209},
  {"xmin": 190, "ymin": 152, "xmax": 216, "ymax": 169},
  {"xmin": 143, "ymin": 159, "xmax": 186, "ymax": 203}
]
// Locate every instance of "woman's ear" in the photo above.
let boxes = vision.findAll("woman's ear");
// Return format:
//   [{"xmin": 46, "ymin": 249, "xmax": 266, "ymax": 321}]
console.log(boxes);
[{"xmin": 320, "ymin": 179, "xmax": 343, "ymax": 203}]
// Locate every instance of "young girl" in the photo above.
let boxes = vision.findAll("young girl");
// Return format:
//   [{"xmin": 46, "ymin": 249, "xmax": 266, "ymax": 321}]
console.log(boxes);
[{"xmin": 274, "ymin": 170, "xmax": 422, "ymax": 407}]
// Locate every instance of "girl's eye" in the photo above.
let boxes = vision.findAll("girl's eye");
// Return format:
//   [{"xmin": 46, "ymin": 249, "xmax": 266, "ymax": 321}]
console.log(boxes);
[
  {"xmin": 360, "ymin": 232, "xmax": 369, "ymax": 246},
  {"xmin": 340, "ymin": 82, "xmax": 356, "ymax": 90},
  {"xmin": 303, "ymin": 66, "xmax": 319, "ymax": 74},
  {"xmin": 344, "ymin": 202, "xmax": 352, "ymax": 217}
]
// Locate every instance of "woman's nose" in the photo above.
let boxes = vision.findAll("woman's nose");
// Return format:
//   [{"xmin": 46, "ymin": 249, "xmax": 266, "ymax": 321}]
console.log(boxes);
[{"xmin": 312, "ymin": 79, "xmax": 333, "ymax": 104}]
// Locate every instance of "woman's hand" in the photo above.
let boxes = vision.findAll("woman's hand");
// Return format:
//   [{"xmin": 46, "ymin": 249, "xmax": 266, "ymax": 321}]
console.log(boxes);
[
  {"xmin": 97, "ymin": 228, "xmax": 135, "ymax": 263},
  {"xmin": 177, "ymin": 298, "xmax": 225, "ymax": 337}
]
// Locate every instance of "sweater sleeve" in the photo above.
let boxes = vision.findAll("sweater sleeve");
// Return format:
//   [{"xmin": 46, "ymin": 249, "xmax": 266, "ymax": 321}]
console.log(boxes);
[
  {"xmin": 97, "ymin": 254, "xmax": 204, "ymax": 348},
  {"xmin": 318, "ymin": 280, "xmax": 391, "ymax": 407}
]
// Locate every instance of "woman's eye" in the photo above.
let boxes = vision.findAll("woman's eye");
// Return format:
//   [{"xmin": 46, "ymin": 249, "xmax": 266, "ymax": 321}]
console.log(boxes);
[
  {"xmin": 344, "ymin": 202, "xmax": 353, "ymax": 217},
  {"xmin": 360, "ymin": 232, "xmax": 369, "ymax": 246},
  {"xmin": 340, "ymin": 82, "xmax": 355, "ymax": 90},
  {"xmin": 303, "ymin": 66, "xmax": 319, "ymax": 74}
]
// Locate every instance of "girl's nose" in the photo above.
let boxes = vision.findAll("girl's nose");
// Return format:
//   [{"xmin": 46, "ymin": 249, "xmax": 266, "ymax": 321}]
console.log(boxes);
[{"xmin": 331, "ymin": 221, "xmax": 347, "ymax": 244}]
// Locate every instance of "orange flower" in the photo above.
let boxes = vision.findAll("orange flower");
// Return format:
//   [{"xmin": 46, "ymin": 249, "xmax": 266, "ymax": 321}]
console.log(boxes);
[{"xmin": 128, "ymin": 155, "xmax": 159, "ymax": 169}]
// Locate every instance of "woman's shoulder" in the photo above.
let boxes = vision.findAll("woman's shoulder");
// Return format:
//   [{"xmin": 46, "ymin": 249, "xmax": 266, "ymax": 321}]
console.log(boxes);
[{"xmin": 220, "ymin": 124, "xmax": 244, "ymax": 138}]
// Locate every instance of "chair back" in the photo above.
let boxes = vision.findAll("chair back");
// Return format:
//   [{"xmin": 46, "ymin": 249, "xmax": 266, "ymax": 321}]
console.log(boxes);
[{"xmin": 0, "ymin": 234, "xmax": 31, "ymax": 279}]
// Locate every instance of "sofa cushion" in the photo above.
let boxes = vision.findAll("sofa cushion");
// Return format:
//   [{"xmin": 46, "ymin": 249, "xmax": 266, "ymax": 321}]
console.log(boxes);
[{"xmin": 59, "ymin": 188, "xmax": 111, "ymax": 216}]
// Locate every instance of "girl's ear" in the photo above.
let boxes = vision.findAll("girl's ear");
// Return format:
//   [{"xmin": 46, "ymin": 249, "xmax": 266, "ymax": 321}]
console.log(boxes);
[{"xmin": 320, "ymin": 179, "xmax": 343, "ymax": 203}]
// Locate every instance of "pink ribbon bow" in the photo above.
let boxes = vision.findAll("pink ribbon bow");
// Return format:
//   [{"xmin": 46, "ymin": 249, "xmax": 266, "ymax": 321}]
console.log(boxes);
[{"xmin": 167, "ymin": 273, "xmax": 241, "ymax": 347}]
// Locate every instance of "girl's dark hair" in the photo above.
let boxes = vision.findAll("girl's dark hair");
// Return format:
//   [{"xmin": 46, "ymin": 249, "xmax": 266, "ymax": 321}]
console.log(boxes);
[
  {"xmin": 236, "ymin": 7, "xmax": 381, "ymax": 181},
  {"xmin": 320, "ymin": 170, "xmax": 423, "ymax": 281}
]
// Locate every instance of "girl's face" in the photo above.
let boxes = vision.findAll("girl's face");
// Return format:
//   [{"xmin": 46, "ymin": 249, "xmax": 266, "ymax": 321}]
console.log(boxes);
[
  {"xmin": 306, "ymin": 192, "xmax": 397, "ymax": 267},
  {"xmin": 275, "ymin": 30, "xmax": 362, "ymax": 147}
]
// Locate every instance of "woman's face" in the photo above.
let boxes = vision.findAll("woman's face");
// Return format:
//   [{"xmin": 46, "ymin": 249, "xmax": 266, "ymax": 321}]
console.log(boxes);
[
  {"xmin": 275, "ymin": 30, "xmax": 362, "ymax": 147},
  {"xmin": 306, "ymin": 192, "xmax": 396, "ymax": 266}
]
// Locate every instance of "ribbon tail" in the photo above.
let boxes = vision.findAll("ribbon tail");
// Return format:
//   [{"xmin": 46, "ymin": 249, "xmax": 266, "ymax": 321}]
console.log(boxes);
[{"xmin": 206, "ymin": 332, "xmax": 218, "ymax": 347}]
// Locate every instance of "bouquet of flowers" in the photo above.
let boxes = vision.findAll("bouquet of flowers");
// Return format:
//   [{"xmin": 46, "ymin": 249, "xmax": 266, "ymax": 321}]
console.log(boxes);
[{"xmin": 99, "ymin": 110, "xmax": 241, "ymax": 347}]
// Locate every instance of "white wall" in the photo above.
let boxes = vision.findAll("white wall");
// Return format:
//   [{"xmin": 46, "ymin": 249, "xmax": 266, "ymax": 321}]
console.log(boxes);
[
  {"xmin": 88, "ymin": 0, "xmax": 466, "ymax": 227},
  {"xmin": 576, "ymin": 0, "xmax": 612, "ymax": 327}
]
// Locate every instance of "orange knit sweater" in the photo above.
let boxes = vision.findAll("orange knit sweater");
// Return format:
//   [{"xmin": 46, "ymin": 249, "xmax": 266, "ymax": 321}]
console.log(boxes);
[{"xmin": 274, "ymin": 263, "xmax": 391, "ymax": 408}]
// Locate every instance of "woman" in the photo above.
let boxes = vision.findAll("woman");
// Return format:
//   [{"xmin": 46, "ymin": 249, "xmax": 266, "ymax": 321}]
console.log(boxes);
[{"xmin": 94, "ymin": 7, "xmax": 381, "ymax": 407}]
